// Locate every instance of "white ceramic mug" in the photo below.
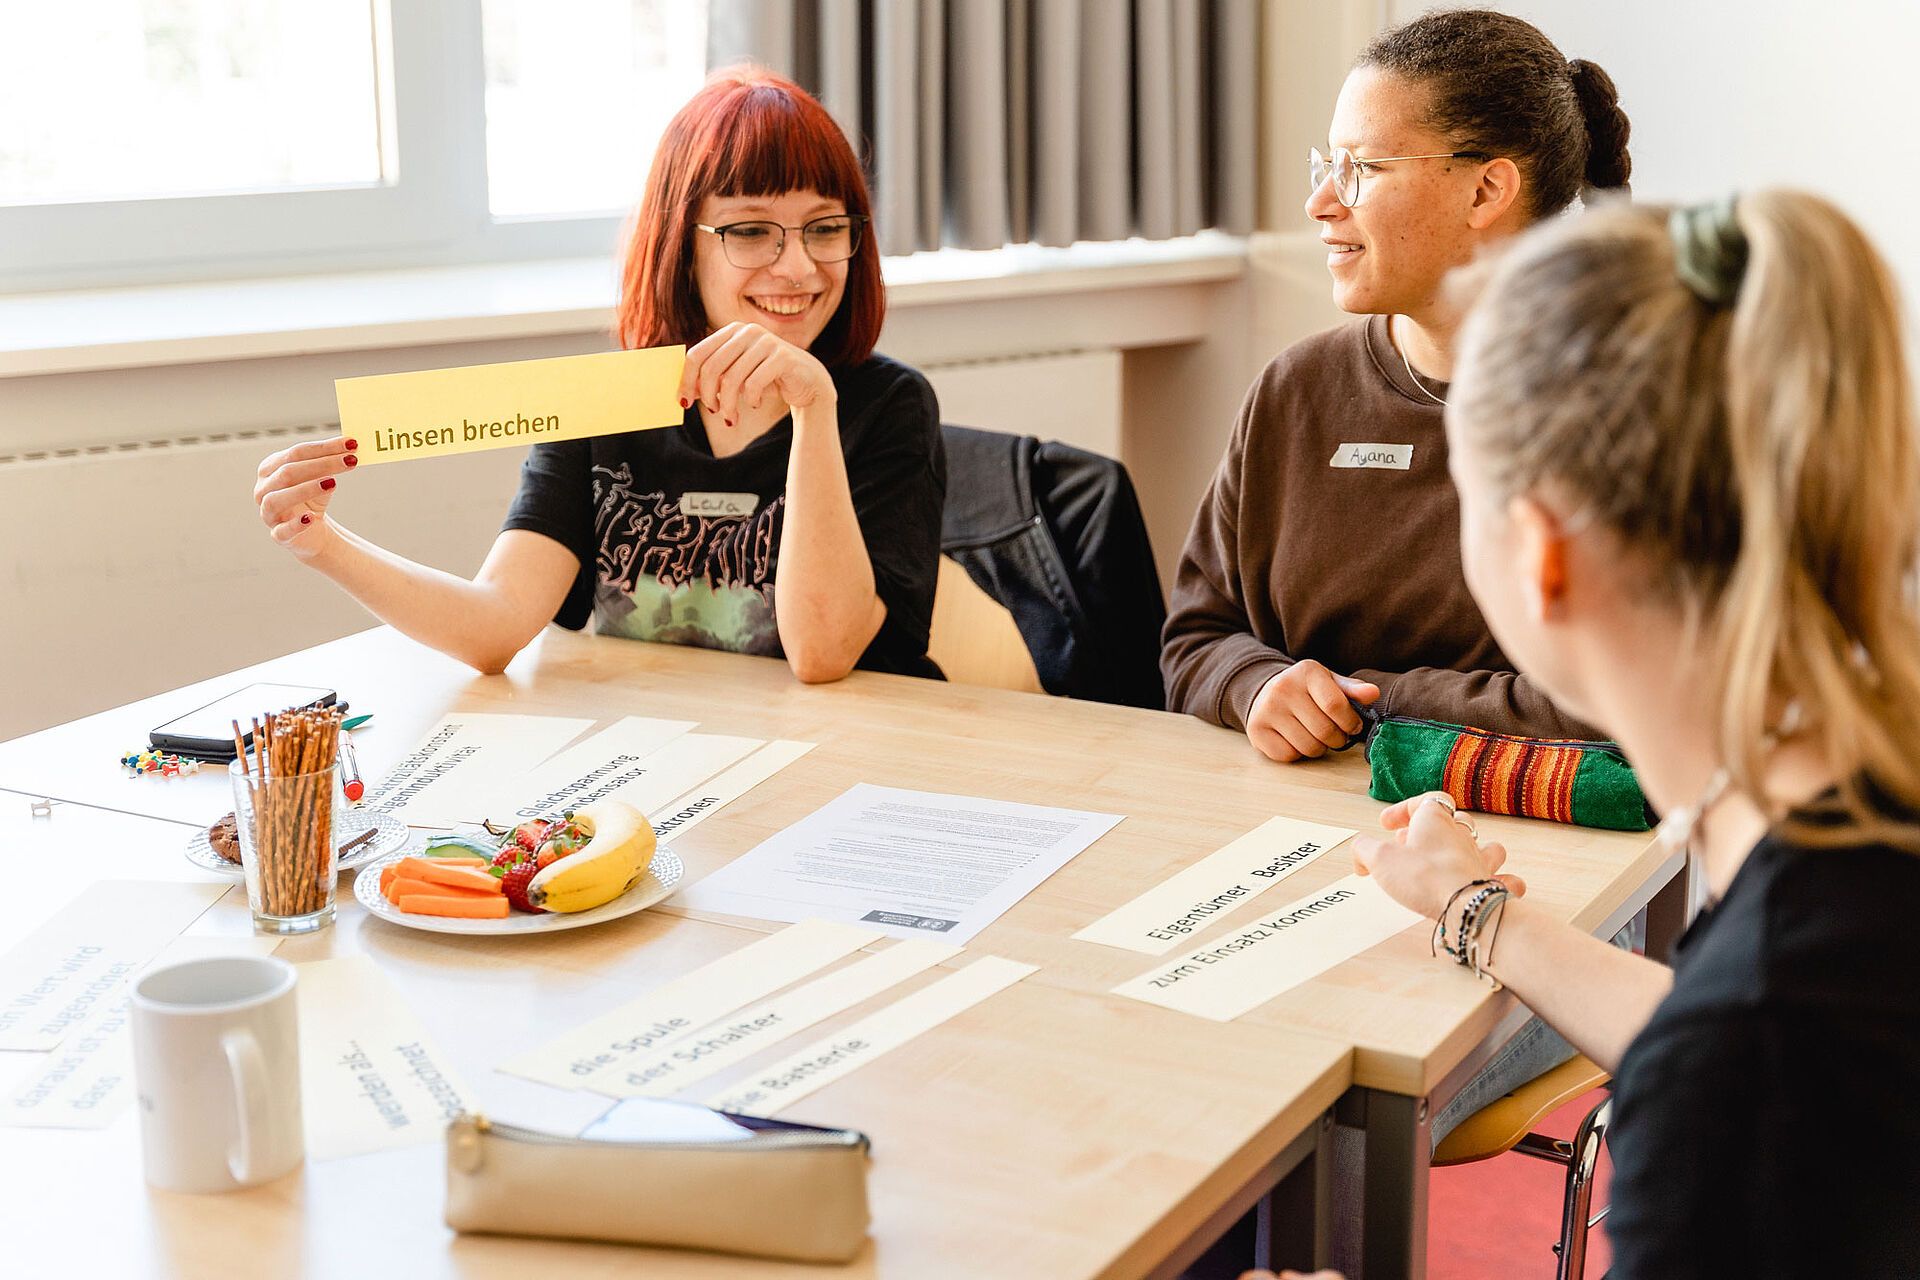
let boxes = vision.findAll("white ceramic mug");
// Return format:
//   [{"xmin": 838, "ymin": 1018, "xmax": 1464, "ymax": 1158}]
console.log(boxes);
[{"xmin": 130, "ymin": 954, "xmax": 304, "ymax": 1192}]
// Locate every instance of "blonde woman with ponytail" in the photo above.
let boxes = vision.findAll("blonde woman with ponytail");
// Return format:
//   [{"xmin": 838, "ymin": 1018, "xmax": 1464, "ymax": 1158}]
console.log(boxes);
[{"xmin": 1268, "ymin": 192, "xmax": 1920, "ymax": 1279}]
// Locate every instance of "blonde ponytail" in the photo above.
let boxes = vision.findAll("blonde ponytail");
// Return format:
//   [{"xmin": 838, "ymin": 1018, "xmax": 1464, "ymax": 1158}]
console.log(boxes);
[
  {"xmin": 1453, "ymin": 190, "xmax": 1920, "ymax": 846},
  {"xmin": 1716, "ymin": 191, "xmax": 1920, "ymax": 845}
]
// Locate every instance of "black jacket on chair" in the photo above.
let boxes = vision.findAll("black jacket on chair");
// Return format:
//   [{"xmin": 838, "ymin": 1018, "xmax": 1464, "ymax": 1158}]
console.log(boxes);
[{"xmin": 939, "ymin": 425, "xmax": 1166, "ymax": 710}]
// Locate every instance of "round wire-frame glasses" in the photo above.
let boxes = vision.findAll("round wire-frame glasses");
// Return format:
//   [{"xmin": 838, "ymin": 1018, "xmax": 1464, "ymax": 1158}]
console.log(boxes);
[
  {"xmin": 694, "ymin": 214, "xmax": 869, "ymax": 268},
  {"xmin": 1308, "ymin": 146, "xmax": 1489, "ymax": 208}
]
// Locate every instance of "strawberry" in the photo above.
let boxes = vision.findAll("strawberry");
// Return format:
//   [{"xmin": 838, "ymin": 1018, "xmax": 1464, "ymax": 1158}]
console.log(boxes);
[
  {"xmin": 499, "ymin": 858, "xmax": 546, "ymax": 914},
  {"xmin": 537, "ymin": 818, "xmax": 590, "ymax": 864},
  {"xmin": 506, "ymin": 820, "xmax": 552, "ymax": 854}
]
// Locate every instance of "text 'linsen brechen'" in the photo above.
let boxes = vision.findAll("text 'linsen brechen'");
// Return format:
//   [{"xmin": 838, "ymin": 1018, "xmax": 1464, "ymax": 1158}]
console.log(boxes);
[{"xmin": 371, "ymin": 413, "xmax": 562, "ymax": 452}]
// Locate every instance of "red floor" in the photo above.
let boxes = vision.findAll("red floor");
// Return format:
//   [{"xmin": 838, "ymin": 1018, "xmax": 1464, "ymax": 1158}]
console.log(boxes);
[{"xmin": 1427, "ymin": 1088, "xmax": 1613, "ymax": 1279}]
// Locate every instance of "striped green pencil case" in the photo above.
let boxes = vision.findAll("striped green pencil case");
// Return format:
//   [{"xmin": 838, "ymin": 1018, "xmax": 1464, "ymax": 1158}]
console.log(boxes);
[{"xmin": 1363, "ymin": 714, "xmax": 1654, "ymax": 831}]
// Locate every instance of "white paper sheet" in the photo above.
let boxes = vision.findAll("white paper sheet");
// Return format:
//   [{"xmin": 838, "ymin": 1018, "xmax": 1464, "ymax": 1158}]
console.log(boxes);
[
  {"xmin": 295, "ymin": 955, "xmax": 481, "ymax": 1160},
  {"xmin": 703, "ymin": 956, "xmax": 1038, "ymax": 1115},
  {"xmin": 597, "ymin": 936, "xmax": 958, "ymax": 1099},
  {"xmin": 1073, "ymin": 815, "xmax": 1356, "ymax": 954},
  {"xmin": 0, "ymin": 881, "xmax": 229, "ymax": 1051},
  {"xmin": 649, "ymin": 740, "xmax": 816, "ymax": 841},
  {"xmin": 361, "ymin": 712, "xmax": 593, "ymax": 827},
  {"xmin": 0, "ymin": 936, "xmax": 283, "ymax": 1129},
  {"xmin": 600, "ymin": 733, "xmax": 766, "ymax": 816},
  {"xmin": 677, "ymin": 783, "xmax": 1123, "ymax": 945},
  {"xmin": 499, "ymin": 918, "xmax": 882, "ymax": 1090},
  {"xmin": 481, "ymin": 716, "xmax": 698, "ymax": 824},
  {"xmin": 1111, "ymin": 874, "xmax": 1426, "ymax": 1022}
]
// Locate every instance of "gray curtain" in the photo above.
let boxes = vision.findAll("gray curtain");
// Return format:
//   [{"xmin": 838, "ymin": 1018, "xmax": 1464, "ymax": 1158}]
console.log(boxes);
[{"xmin": 707, "ymin": 0, "xmax": 1259, "ymax": 256}]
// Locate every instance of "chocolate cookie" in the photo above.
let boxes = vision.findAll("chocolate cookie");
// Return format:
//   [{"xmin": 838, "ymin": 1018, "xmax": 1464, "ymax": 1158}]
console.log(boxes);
[{"xmin": 208, "ymin": 812, "xmax": 241, "ymax": 864}]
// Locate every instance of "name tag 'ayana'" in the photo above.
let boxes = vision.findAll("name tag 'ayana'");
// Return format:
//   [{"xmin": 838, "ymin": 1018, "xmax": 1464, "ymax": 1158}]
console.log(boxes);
[
  {"xmin": 680, "ymin": 492, "xmax": 760, "ymax": 518},
  {"xmin": 1329, "ymin": 443, "xmax": 1413, "ymax": 470}
]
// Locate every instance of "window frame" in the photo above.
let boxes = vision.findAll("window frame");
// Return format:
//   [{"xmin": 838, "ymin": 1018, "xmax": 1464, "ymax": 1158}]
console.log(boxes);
[{"xmin": 0, "ymin": 0, "xmax": 632, "ymax": 293}]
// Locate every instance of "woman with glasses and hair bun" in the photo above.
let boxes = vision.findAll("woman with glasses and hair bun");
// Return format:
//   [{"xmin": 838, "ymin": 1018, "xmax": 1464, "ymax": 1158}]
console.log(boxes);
[
  {"xmin": 1162, "ymin": 8, "xmax": 1631, "ymax": 759},
  {"xmin": 252, "ymin": 66, "xmax": 943, "ymax": 682},
  {"xmin": 1160, "ymin": 8, "xmax": 1634, "ymax": 1156}
]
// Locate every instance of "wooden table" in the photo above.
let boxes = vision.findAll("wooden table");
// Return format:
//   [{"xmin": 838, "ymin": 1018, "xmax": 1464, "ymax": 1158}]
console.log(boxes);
[{"xmin": 0, "ymin": 626, "xmax": 1677, "ymax": 1278}]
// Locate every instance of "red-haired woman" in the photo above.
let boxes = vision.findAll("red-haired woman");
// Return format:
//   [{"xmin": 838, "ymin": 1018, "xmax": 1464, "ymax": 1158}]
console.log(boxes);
[{"xmin": 252, "ymin": 67, "xmax": 943, "ymax": 682}]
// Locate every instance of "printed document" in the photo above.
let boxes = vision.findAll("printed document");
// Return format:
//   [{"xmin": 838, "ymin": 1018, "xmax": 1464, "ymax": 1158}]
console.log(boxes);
[{"xmin": 678, "ymin": 783, "xmax": 1123, "ymax": 944}]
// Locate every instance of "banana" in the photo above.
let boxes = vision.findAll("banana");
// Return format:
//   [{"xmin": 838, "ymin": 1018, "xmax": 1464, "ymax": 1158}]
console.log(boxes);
[{"xmin": 526, "ymin": 801, "xmax": 657, "ymax": 913}]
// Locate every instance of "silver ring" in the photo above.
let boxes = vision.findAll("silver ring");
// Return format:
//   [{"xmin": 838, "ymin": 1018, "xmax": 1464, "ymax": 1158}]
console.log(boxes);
[{"xmin": 1422, "ymin": 793, "xmax": 1475, "ymax": 837}]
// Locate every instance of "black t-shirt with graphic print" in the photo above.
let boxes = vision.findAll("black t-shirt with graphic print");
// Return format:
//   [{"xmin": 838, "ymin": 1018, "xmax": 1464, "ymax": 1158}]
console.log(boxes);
[{"xmin": 502, "ymin": 352, "xmax": 944, "ymax": 678}]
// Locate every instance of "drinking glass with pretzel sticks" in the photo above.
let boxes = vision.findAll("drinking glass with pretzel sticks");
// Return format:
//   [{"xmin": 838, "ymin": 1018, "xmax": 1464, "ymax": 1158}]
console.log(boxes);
[{"xmin": 229, "ymin": 708, "xmax": 346, "ymax": 935}]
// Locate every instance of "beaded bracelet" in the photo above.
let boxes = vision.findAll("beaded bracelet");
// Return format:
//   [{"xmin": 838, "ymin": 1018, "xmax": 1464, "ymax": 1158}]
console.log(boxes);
[
  {"xmin": 1454, "ymin": 882, "xmax": 1505, "ymax": 960},
  {"xmin": 1458, "ymin": 883, "xmax": 1512, "ymax": 984},
  {"xmin": 1432, "ymin": 879, "xmax": 1494, "ymax": 961}
]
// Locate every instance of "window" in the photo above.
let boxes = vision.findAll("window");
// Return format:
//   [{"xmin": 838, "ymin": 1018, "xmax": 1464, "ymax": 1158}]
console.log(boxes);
[
  {"xmin": 484, "ymin": 0, "xmax": 706, "ymax": 220},
  {"xmin": 0, "ymin": 0, "xmax": 708, "ymax": 291},
  {"xmin": 0, "ymin": 0, "xmax": 384, "ymax": 206}
]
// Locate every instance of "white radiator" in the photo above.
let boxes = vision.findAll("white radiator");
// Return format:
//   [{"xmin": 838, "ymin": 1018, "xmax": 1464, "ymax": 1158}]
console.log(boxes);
[
  {"xmin": 1, "ymin": 432, "xmax": 524, "ymax": 741},
  {"xmin": 0, "ymin": 349, "xmax": 1122, "ymax": 741},
  {"xmin": 920, "ymin": 349, "xmax": 1123, "ymax": 458}
]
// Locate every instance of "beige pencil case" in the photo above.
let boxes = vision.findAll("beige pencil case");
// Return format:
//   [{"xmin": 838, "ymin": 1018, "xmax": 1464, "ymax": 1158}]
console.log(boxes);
[{"xmin": 445, "ymin": 1111, "xmax": 872, "ymax": 1263}]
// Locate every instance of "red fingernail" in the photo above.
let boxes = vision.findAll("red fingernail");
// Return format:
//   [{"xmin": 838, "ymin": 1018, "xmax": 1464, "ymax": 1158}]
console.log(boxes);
[
  {"xmin": 320, "ymin": 477, "xmax": 336, "ymax": 491},
  {"xmin": 679, "ymin": 397, "xmax": 689, "ymax": 409},
  {"xmin": 300, "ymin": 514, "xmax": 312, "ymax": 525},
  {"xmin": 343, "ymin": 454, "xmax": 358, "ymax": 467},
  {"xmin": 343, "ymin": 438, "xmax": 358, "ymax": 451}
]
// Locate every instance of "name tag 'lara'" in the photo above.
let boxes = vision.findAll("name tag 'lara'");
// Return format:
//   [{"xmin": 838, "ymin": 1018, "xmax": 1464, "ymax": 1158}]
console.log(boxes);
[
  {"xmin": 1329, "ymin": 443, "xmax": 1413, "ymax": 470},
  {"xmin": 680, "ymin": 492, "xmax": 760, "ymax": 518}
]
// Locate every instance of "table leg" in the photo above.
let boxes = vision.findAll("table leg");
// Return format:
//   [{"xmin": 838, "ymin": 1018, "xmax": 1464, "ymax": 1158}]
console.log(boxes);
[
  {"xmin": 1264, "ymin": 1112, "xmax": 1334, "ymax": 1270},
  {"xmin": 1641, "ymin": 854, "xmax": 1691, "ymax": 963},
  {"xmin": 1159, "ymin": 1113, "xmax": 1333, "ymax": 1280},
  {"xmin": 1332, "ymin": 1086, "xmax": 1430, "ymax": 1280}
]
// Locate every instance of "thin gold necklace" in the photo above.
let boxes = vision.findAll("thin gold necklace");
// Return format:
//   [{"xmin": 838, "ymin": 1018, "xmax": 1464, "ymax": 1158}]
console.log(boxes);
[{"xmin": 1395, "ymin": 317, "xmax": 1448, "ymax": 406}]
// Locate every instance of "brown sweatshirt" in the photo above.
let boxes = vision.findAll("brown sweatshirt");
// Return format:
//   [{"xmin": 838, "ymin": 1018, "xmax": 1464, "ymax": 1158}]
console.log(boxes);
[{"xmin": 1161, "ymin": 314, "xmax": 1597, "ymax": 739}]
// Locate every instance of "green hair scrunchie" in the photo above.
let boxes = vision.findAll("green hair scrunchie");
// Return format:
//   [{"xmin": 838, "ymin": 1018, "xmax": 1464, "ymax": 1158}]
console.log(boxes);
[{"xmin": 1669, "ymin": 195, "xmax": 1748, "ymax": 308}]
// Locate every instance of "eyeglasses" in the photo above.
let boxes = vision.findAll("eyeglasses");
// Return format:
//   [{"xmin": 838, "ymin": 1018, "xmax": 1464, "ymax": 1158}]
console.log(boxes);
[
  {"xmin": 694, "ymin": 214, "xmax": 869, "ymax": 269},
  {"xmin": 1308, "ymin": 146, "xmax": 1490, "ymax": 208}
]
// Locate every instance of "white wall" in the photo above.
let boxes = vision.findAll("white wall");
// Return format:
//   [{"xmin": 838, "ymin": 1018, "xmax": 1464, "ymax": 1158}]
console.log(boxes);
[{"xmin": 1387, "ymin": 0, "xmax": 1920, "ymax": 357}]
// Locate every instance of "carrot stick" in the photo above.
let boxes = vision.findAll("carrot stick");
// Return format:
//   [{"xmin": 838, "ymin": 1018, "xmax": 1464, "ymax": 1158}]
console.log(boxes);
[{"xmin": 397, "ymin": 893, "xmax": 511, "ymax": 919}]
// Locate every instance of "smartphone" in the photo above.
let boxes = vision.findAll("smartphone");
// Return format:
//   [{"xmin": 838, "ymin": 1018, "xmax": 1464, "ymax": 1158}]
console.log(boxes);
[{"xmin": 149, "ymin": 683, "xmax": 339, "ymax": 761}]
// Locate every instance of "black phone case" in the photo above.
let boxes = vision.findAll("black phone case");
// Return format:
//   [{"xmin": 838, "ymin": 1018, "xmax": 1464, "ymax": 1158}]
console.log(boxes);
[{"xmin": 149, "ymin": 685, "xmax": 339, "ymax": 761}]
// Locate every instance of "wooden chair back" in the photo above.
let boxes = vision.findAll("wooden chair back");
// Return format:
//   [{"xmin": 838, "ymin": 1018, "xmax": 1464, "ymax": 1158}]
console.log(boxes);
[{"xmin": 928, "ymin": 556, "xmax": 1045, "ymax": 694}]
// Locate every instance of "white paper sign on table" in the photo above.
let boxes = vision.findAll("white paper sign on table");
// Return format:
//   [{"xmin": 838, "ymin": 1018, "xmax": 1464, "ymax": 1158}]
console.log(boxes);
[
  {"xmin": 597, "ymin": 936, "xmax": 958, "ymax": 1099},
  {"xmin": 1073, "ymin": 815, "xmax": 1356, "ymax": 954},
  {"xmin": 296, "ymin": 954, "xmax": 481, "ymax": 1160},
  {"xmin": 1, "ymin": 936, "xmax": 282, "ymax": 1129},
  {"xmin": 483, "ymin": 716, "xmax": 698, "ymax": 823},
  {"xmin": 599, "ymin": 733, "xmax": 769, "ymax": 817},
  {"xmin": 0, "ymin": 880, "xmax": 229, "ymax": 1051},
  {"xmin": 677, "ymin": 783, "xmax": 1124, "ymax": 945},
  {"xmin": 1111, "ymin": 874, "xmax": 1426, "ymax": 1022},
  {"xmin": 704, "ymin": 955, "xmax": 1038, "ymax": 1115},
  {"xmin": 501, "ymin": 918, "xmax": 882, "ymax": 1090},
  {"xmin": 360, "ymin": 712, "xmax": 593, "ymax": 827},
  {"xmin": 649, "ymin": 740, "xmax": 816, "ymax": 841}
]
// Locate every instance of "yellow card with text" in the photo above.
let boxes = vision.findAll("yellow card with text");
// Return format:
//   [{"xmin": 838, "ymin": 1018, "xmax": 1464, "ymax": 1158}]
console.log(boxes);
[{"xmin": 334, "ymin": 345, "xmax": 686, "ymax": 465}]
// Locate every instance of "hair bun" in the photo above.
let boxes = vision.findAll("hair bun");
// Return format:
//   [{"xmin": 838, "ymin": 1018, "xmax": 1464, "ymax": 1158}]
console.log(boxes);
[{"xmin": 1568, "ymin": 58, "xmax": 1632, "ymax": 192}]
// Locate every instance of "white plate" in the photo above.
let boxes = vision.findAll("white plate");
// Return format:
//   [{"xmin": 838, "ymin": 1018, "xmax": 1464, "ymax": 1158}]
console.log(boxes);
[
  {"xmin": 185, "ymin": 811, "xmax": 414, "ymax": 880},
  {"xmin": 352, "ymin": 846, "xmax": 684, "ymax": 936}
]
